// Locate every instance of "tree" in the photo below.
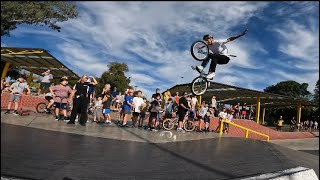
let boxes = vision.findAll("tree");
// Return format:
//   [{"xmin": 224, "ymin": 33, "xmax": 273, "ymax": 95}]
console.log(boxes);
[
  {"xmin": 1, "ymin": 1, "xmax": 78, "ymax": 36},
  {"xmin": 95, "ymin": 62, "xmax": 131, "ymax": 94},
  {"xmin": 314, "ymin": 80, "xmax": 319, "ymax": 104},
  {"xmin": 264, "ymin": 80, "xmax": 311, "ymax": 98}
]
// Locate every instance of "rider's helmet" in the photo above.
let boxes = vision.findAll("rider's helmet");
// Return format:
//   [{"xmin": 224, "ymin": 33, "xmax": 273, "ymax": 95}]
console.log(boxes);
[{"xmin": 203, "ymin": 34, "xmax": 213, "ymax": 41}]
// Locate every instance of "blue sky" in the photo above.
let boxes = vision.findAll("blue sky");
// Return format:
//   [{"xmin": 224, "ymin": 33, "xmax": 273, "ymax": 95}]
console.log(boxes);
[{"xmin": 1, "ymin": 1, "xmax": 319, "ymax": 99}]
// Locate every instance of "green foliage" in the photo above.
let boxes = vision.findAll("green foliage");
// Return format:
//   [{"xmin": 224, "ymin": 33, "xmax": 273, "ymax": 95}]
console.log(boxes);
[
  {"xmin": 95, "ymin": 62, "xmax": 131, "ymax": 94},
  {"xmin": 264, "ymin": 80, "xmax": 311, "ymax": 98},
  {"xmin": 314, "ymin": 80, "xmax": 319, "ymax": 103},
  {"xmin": 1, "ymin": 1, "xmax": 78, "ymax": 36}
]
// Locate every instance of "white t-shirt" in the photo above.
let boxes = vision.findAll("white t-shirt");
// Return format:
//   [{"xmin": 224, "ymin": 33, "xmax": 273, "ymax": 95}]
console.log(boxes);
[
  {"xmin": 10, "ymin": 82, "xmax": 28, "ymax": 95},
  {"xmin": 208, "ymin": 39, "xmax": 228, "ymax": 55},
  {"xmin": 227, "ymin": 114, "xmax": 234, "ymax": 121},
  {"xmin": 41, "ymin": 74, "xmax": 53, "ymax": 83},
  {"xmin": 133, "ymin": 96, "xmax": 144, "ymax": 113},
  {"xmin": 191, "ymin": 97, "xmax": 198, "ymax": 107},
  {"xmin": 95, "ymin": 100, "xmax": 103, "ymax": 109},
  {"xmin": 218, "ymin": 111, "xmax": 228, "ymax": 119}
]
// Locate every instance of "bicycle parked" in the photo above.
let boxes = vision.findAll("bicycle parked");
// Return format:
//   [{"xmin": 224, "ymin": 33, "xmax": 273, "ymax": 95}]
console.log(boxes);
[{"xmin": 162, "ymin": 110, "xmax": 196, "ymax": 132}]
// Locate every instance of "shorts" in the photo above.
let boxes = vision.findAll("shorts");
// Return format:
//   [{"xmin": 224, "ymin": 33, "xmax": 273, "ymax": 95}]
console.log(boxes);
[
  {"xmin": 140, "ymin": 112, "xmax": 146, "ymax": 119},
  {"xmin": 204, "ymin": 117, "xmax": 210, "ymax": 123},
  {"xmin": 9, "ymin": 94, "xmax": 21, "ymax": 102},
  {"xmin": 178, "ymin": 111, "xmax": 187, "ymax": 122},
  {"xmin": 103, "ymin": 108, "xmax": 111, "ymax": 114},
  {"xmin": 45, "ymin": 96, "xmax": 53, "ymax": 101},
  {"xmin": 242, "ymin": 111, "xmax": 246, "ymax": 115},
  {"xmin": 123, "ymin": 108, "xmax": 131, "ymax": 115},
  {"xmin": 165, "ymin": 112, "xmax": 172, "ymax": 119},
  {"xmin": 94, "ymin": 108, "xmax": 103, "ymax": 117},
  {"xmin": 150, "ymin": 112, "xmax": 158, "ymax": 120},
  {"xmin": 133, "ymin": 112, "xmax": 140, "ymax": 117},
  {"xmin": 54, "ymin": 102, "xmax": 67, "ymax": 109},
  {"xmin": 224, "ymin": 122, "xmax": 229, "ymax": 128},
  {"xmin": 40, "ymin": 82, "xmax": 50, "ymax": 92}
]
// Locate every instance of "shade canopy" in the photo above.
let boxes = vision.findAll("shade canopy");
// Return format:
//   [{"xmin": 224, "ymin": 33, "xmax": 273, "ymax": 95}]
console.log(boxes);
[{"xmin": 1, "ymin": 47, "xmax": 80, "ymax": 80}]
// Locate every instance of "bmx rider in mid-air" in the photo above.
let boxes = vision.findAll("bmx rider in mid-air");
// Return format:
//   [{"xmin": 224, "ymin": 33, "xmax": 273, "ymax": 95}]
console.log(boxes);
[{"xmin": 195, "ymin": 29, "xmax": 248, "ymax": 80}]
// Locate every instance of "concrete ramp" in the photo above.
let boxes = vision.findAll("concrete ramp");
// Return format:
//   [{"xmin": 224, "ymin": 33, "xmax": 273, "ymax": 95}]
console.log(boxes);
[{"xmin": 242, "ymin": 166, "xmax": 319, "ymax": 180}]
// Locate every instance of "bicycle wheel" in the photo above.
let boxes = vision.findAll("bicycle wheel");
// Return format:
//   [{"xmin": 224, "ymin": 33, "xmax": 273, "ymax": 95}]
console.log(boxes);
[
  {"xmin": 183, "ymin": 120, "xmax": 195, "ymax": 132},
  {"xmin": 191, "ymin": 76, "xmax": 208, "ymax": 96},
  {"xmin": 36, "ymin": 102, "xmax": 47, "ymax": 113},
  {"xmin": 163, "ymin": 119, "xmax": 175, "ymax": 130},
  {"xmin": 191, "ymin": 41, "xmax": 209, "ymax": 61}
]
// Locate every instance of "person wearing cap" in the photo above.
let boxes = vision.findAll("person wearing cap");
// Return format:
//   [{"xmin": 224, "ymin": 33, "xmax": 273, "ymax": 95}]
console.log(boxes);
[
  {"xmin": 177, "ymin": 91, "xmax": 190, "ymax": 132},
  {"xmin": 4, "ymin": 75, "xmax": 30, "ymax": 115},
  {"xmin": 277, "ymin": 116, "xmax": 284, "ymax": 131},
  {"xmin": 49, "ymin": 76, "xmax": 72, "ymax": 121},
  {"xmin": 120, "ymin": 88, "xmax": 134, "ymax": 127},
  {"xmin": 195, "ymin": 30, "xmax": 247, "ymax": 80},
  {"xmin": 38, "ymin": 69, "xmax": 53, "ymax": 96}
]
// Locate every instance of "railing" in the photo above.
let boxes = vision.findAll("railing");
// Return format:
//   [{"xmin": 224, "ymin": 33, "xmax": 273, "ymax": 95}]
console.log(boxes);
[{"xmin": 219, "ymin": 120, "xmax": 270, "ymax": 142}]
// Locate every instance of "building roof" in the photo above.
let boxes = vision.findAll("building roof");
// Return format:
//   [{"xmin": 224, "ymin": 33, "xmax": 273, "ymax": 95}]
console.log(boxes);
[
  {"xmin": 1, "ymin": 47, "xmax": 80, "ymax": 80},
  {"xmin": 166, "ymin": 81, "xmax": 316, "ymax": 107}
]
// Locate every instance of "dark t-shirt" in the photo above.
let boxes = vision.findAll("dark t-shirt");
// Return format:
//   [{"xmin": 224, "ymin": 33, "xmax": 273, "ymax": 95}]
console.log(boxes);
[
  {"xmin": 102, "ymin": 91, "xmax": 112, "ymax": 109},
  {"xmin": 178, "ymin": 97, "xmax": 188, "ymax": 113},
  {"xmin": 74, "ymin": 82, "xmax": 89, "ymax": 96},
  {"xmin": 103, "ymin": 96, "xmax": 112, "ymax": 109}
]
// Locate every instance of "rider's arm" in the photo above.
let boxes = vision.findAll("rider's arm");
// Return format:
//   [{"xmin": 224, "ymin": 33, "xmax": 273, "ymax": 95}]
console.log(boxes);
[{"xmin": 226, "ymin": 29, "xmax": 247, "ymax": 42}]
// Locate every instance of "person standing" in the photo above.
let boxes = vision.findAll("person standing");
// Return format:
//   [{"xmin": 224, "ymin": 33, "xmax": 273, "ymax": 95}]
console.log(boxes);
[
  {"xmin": 67, "ymin": 75, "xmax": 91, "ymax": 126},
  {"xmin": 132, "ymin": 90, "xmax": 144, "ymax": 127},
  {"xmin": 5, "ymin": 75, "xmax": 31, "ymax": 115},
  {"xmin": 277, "ymin": 116, "xmax": 284, "ymax": 131},
  {"xmin": 120, "ymin": 89, "xmax": 134, "ymax": 127},
  {"xmin": 177, "ymin": 92, "xmax": 190, "ymax": 132},
  {"xmin": 38, "ymin": 69, "xmax": 53, "ymax": 96}
]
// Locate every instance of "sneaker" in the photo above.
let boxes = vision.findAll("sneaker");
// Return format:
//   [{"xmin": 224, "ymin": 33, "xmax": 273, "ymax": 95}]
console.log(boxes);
[
  {"xmin": 196, "ymin": 65, "xmax": 204, "ymax": 73},
  {"xmin": 152, "ymin": 128, "xmax": 158, "ymax": 132},
  {"xmin": 206, "ymin": 72, "xmax": 215, "ymax": 79},
  {"xmin": 4, "ymin": 110, "xmax": 10, "ymax": 114},
  {"xmin": 13, "ymin": 111, "xmax": 19, "ymax": 115},
  {"xmin": 55, "ymin": 116, "xmax": 59, "ymax": 121}
]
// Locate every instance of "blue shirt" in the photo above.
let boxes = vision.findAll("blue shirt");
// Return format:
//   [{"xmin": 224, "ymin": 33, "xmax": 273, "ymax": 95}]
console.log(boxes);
[
  {"xmin": 112, "ymin": 91, "xmax": 119, "ymax": 98},
  {"xmin": 123, "ymin": 95, "xmax": 133, "ymax": 110}
]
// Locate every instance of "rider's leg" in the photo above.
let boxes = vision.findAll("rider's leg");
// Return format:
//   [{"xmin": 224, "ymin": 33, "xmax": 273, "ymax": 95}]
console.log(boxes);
[{"xmin": 207, "ymin": 54, "xmax": 230, "ymax": 79}]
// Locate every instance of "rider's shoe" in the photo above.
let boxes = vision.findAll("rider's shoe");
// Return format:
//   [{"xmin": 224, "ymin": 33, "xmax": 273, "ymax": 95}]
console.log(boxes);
[
  {"xmin": 196, "ymin": 65, "xmax": 204, "ymax": 73},
  {"xmin": 206, "ymin": 72, "xmax": 215, "ymax": 80}
]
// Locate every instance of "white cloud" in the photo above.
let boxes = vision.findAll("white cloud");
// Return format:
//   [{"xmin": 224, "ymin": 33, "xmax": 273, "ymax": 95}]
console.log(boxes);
[{"xmin": 5, "ymin": 1, "xmax": 319, "ymax": 99}]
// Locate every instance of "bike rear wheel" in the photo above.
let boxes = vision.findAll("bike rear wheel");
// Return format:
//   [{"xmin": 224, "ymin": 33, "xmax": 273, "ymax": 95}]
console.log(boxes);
[
  {"xmin": 183, "ymin": 120, "xmax": 195, "ymax": 132},
  {"xmin": 191, "ymin": 76, "xmax": 208, "ymax": 96},
  {"xmin": 36, "ymin": 102, "xmax": 47, "ymax": 113},
  {"xmin": 163, "ymin": 119, "xmax": 175, "ymax": 130},
  {"xmin": 191, "ymin": 41, "xmax": 209, "ymax": 61}
]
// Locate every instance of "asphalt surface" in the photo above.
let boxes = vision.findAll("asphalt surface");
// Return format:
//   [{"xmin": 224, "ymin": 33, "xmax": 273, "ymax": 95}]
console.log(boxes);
[{"xmin": 1, "ymin": 123, "xmax": 319, "ymax": 180}]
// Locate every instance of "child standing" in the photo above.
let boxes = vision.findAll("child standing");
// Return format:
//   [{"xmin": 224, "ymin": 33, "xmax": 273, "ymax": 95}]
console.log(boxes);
[{"xmin": 93, "ymin": 95, "xmax": 103, "ymax": 123}]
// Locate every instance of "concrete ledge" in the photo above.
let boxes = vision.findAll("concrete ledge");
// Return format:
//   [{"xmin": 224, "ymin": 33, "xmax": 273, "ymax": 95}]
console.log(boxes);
[{"xmin": 242, "ymin": 166, "xmax": 319, "ymax": 180}]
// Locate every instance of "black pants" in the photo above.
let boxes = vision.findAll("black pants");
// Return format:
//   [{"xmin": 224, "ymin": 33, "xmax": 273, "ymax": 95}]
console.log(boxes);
[
  {"xmin": 201, "ymin": 54, "xmax": 230, "ymax": 73},
  {"xmin": 69, "ymin": 95, "xmax": 89, "ymax": 124}
]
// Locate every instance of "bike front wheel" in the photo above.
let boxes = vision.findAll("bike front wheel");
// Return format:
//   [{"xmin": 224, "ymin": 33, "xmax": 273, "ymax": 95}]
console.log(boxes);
[
  {"xmin": 163, "ymin": 119, "xmax": 175, "ymax": 130},
  {"xmin": 36, "ymin": 102, "xmax": 47, "ymax": 113},
  {"xmin": 191, "ymin": 76, "xmax": 208, "ymax": 96},
  {"xmin": 191, "ymin": 40, "xmax": 209, "ymax": 61},
  {"xmin": 183, "ymin": 120, "xmax": 195, "ymax": 132}
]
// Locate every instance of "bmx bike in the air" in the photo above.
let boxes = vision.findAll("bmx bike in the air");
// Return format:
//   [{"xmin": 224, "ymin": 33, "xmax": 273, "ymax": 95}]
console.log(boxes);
[{"xmin": 190, "ymin": 40, "xmax": 236, "ymax": 96}]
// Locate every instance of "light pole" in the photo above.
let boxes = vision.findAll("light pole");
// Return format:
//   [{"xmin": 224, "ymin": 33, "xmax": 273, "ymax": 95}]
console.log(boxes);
[
  {"xmin": 180, "ymin": 77, "xmax": 184, "ymax": 84},
  {"xmin": 134, "ymin": 85, "xmax": 138, "ymax": 91}
]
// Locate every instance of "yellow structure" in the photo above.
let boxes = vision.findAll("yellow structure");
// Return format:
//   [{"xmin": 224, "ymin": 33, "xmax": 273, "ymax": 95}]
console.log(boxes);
[
  {"xmin": 1, "ymin": 62, "xmax": 10, "ymax": 79},
  {"xmin": 27, "ymin": 73, "xmax": 33, "ymax": 84},
  {"xmin": 255, "ymin": 95, "xmax": 261, "ymax": 124},
  {"xmin": 219, "ymin": 120, "xmax": 270, "ymax": 142},
  {"xmin": 197, "ymin": 95, "xmax": 202, "ymax": 107},
  {"xmin": 297, "ymin": 103, "xmax": 302, "ymax": 124},
  {"xmin": 262, "ymin": 108, "xmax": 266, "ymax": 125}
]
